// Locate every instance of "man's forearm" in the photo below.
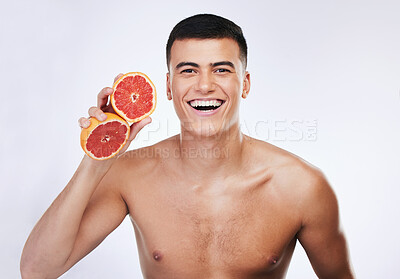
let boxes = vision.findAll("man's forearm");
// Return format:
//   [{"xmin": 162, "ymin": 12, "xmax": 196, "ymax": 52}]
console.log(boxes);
[{"xmin": 20, "ymin": 156, "xmax": 115, "ymax": 278}]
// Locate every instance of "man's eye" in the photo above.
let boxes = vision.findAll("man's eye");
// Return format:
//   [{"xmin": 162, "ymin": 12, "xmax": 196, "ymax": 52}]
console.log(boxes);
[
  {"xmin": 181, "ymin": 69, "xmax": 195, "ymax": 74},
  {"xmin": 215, "ymin": 68, "xmax": 231, "ymax": 73}
]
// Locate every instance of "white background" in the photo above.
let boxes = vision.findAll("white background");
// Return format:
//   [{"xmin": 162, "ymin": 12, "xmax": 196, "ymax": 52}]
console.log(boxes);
[{"xmin": 1, "ymin": 0, "xmax": 399, "ymax": 278}]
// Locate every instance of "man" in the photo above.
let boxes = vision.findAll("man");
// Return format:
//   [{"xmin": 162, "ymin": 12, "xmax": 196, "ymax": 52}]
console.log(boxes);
[{"xmin": 21, "ymin": 14, "xmax": 354, "ymax": 278}]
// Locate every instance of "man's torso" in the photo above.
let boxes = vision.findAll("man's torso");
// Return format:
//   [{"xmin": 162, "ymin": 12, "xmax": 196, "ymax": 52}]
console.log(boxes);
[{"xmin": 116, "ymin": 135, "xmax": 313, "ymax": 278}]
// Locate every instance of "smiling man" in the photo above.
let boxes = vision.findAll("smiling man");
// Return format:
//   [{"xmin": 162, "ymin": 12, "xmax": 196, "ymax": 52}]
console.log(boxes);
[{"xmin": 21, "ymin": 14, "xmax": 354, "ymax": 278}]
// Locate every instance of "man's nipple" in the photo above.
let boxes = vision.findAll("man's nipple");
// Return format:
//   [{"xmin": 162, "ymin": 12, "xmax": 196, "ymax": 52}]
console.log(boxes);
[
  {"xmin": 269, "ymin": 255, "xmax": 278, "ymax": 265},
  {"xmin": 152, "ymin": 250, "xmax": 163, "ymax": 261}
]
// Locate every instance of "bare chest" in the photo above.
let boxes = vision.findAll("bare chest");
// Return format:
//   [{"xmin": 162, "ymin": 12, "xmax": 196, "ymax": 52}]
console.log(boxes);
[{"xmin": 124, "ymin": 174, "xmax": 301, "ymax": 278}]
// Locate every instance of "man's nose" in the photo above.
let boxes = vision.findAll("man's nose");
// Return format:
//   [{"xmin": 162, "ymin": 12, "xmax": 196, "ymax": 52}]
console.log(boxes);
[{"xmin": 195, "ymin": 72, "xmax": 215, "ymax": 94}]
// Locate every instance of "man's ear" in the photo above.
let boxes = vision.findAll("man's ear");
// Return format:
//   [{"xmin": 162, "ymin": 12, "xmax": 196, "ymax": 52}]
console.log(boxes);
[
  {"xmin": 242, "ymin": 71, "xmax": 251, "ymax": 99},
  {"xmin": 166, "ymin": 72, "xmax": 172, "ymax": 100}
]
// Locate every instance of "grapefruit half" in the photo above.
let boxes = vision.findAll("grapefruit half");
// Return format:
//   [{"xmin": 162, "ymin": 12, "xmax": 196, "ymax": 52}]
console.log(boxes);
[
  {"xmin": 111, "ymin": 72, "xmax": 156, "ymax": 123},
  {"xmin": 80, "ymin": 112, "xmax": 130, "ymax": 160}
]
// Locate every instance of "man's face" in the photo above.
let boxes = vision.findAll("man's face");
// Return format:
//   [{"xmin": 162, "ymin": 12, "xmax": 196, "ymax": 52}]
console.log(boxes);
[{"xmin": 167, "ymin": 38, "xmax": 250, "ymax": 138}]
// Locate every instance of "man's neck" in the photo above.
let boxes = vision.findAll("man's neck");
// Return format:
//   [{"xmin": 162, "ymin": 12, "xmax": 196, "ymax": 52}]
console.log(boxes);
[{"xmin": 175, "ymin": 123, "xmax": 245, "ymax": 180}]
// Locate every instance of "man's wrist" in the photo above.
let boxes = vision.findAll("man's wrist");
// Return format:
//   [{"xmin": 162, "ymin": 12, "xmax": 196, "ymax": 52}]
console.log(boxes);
[{"xmin": 81, "ymin": 154, "xmax": 117, "ymax": 173}]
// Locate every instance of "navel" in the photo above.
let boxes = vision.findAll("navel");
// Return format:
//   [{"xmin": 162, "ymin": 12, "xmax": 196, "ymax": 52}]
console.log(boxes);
[{"xmin": 152, "ymin": 250, "xmax": 163, "ymax": 261}]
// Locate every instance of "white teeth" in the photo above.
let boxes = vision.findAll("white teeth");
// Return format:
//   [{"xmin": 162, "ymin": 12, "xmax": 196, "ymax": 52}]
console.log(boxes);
[{"xmin": 189, "ymin": 99, "xmax": 222, "ymax": 108}]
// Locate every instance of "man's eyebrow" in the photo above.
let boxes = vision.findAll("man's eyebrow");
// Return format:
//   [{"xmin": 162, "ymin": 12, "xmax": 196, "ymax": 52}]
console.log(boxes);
[
  {"xmin": 175, "ymin": 62, "xmax": 199, "ymax": 69},
  {"xmin": 211, "ymin": 61, "xmax": 235, "ymax": 69},
  {"xmin": 175, "ymin": 61, "xmax": 236, "ymax": 70}
]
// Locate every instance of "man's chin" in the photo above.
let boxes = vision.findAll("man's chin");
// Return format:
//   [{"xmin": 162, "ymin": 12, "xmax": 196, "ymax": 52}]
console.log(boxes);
[{"xmin": 181, "ymin": 121, "xmax": 227, "ymax": 139}]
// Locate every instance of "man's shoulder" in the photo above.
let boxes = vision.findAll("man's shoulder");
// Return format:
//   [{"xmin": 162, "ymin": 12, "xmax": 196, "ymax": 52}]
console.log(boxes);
[
  {"xmin": 245, "ymin": 136, "xmax": 331, "ymax": 197},
  {"xmin": 112, "ymin": 134, "xmax": 179, "ymax": 170},
  {"xmin": 244, "ymin": 136, "xmax": 314, "ymax": 169},
  {"xmin": 101, "ymin": 135, "xmax": 179, "ymax": 194},
  {"xmin": 244, "ymin": 137, "xmax": 337, "ymax": 227}
]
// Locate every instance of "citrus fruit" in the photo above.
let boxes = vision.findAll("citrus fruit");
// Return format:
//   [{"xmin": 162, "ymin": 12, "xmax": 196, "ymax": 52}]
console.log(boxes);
[
  {"xmin": 111, "ymin": 72, "xmax": 156, "ymax": 123},
  {"xmin": 80, "ymin": 112, "xmax": 130, "ymax": 160}
]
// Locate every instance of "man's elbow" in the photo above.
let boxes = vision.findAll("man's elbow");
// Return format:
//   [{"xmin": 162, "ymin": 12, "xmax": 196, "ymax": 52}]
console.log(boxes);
[
  {"xmin": 317, "ymin": 267, "xmax": 355, "ymax": 279},
  {"xmin": 20, "ymin": 263, "xmax": 44, "ymax": 279},
  {"xmin": 20, "ymin": 257, "xmax": 41, "ymax": 279},
  {"xmin": 20, "ymin": 256, "xmax": 58, "ymax": 279},
  {"xmin": 337, "ymin": 269, "xmax": 355, "ymax": 279},
  {"xmin": 20, "ymin": 264, "xmax": 61, "ymax": 279}
]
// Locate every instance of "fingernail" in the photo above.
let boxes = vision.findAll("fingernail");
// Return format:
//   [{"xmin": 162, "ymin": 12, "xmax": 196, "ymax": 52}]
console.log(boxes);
[
  {"xmin": 85, "ymin": 120, "xmax": 91, "ymax": 127},
  {"xmin": 100, "ymin": 113, "xmax": 107, "ymax": 121}
]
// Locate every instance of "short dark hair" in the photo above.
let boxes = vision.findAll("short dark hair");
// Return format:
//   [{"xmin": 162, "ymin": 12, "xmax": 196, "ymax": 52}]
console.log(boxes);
[{"xmin": 166, "ymin": 14, "xmax": 248, "ymax": 70}]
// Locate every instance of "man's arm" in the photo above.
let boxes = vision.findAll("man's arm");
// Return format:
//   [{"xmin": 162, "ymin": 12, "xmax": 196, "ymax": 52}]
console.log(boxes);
[
  {"xmin": 296, "ymin": 171, "xmax": 354, "ymax": 279},
  {"xmin": 20, "ymin": 156, "xmax": 128, "ymax": 278},
  {"xmin": 20, "ymin": 80, "xmax": 151, "ymax": 278}
]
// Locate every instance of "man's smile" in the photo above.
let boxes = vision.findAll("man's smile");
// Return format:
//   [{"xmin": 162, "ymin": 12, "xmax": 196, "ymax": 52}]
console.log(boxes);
[{"xmin": 187, "ymin": 98, "xmax": 226, "ymax": 114}]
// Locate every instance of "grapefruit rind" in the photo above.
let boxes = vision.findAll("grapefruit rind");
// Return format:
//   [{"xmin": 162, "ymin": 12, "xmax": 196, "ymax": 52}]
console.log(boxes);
[
  {"xmin": 110, "ymin": 72, "xmax": 157, "ymax": 123},
  {"xmin": 80, "ymin": 112, "xmax": 130, "ymax": 160}
]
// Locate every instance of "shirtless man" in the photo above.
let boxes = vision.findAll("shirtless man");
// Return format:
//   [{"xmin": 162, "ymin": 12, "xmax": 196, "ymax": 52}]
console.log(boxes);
[{"xmin": 21, "ymin": 14, "xmax": 354, "ymax": 278}]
